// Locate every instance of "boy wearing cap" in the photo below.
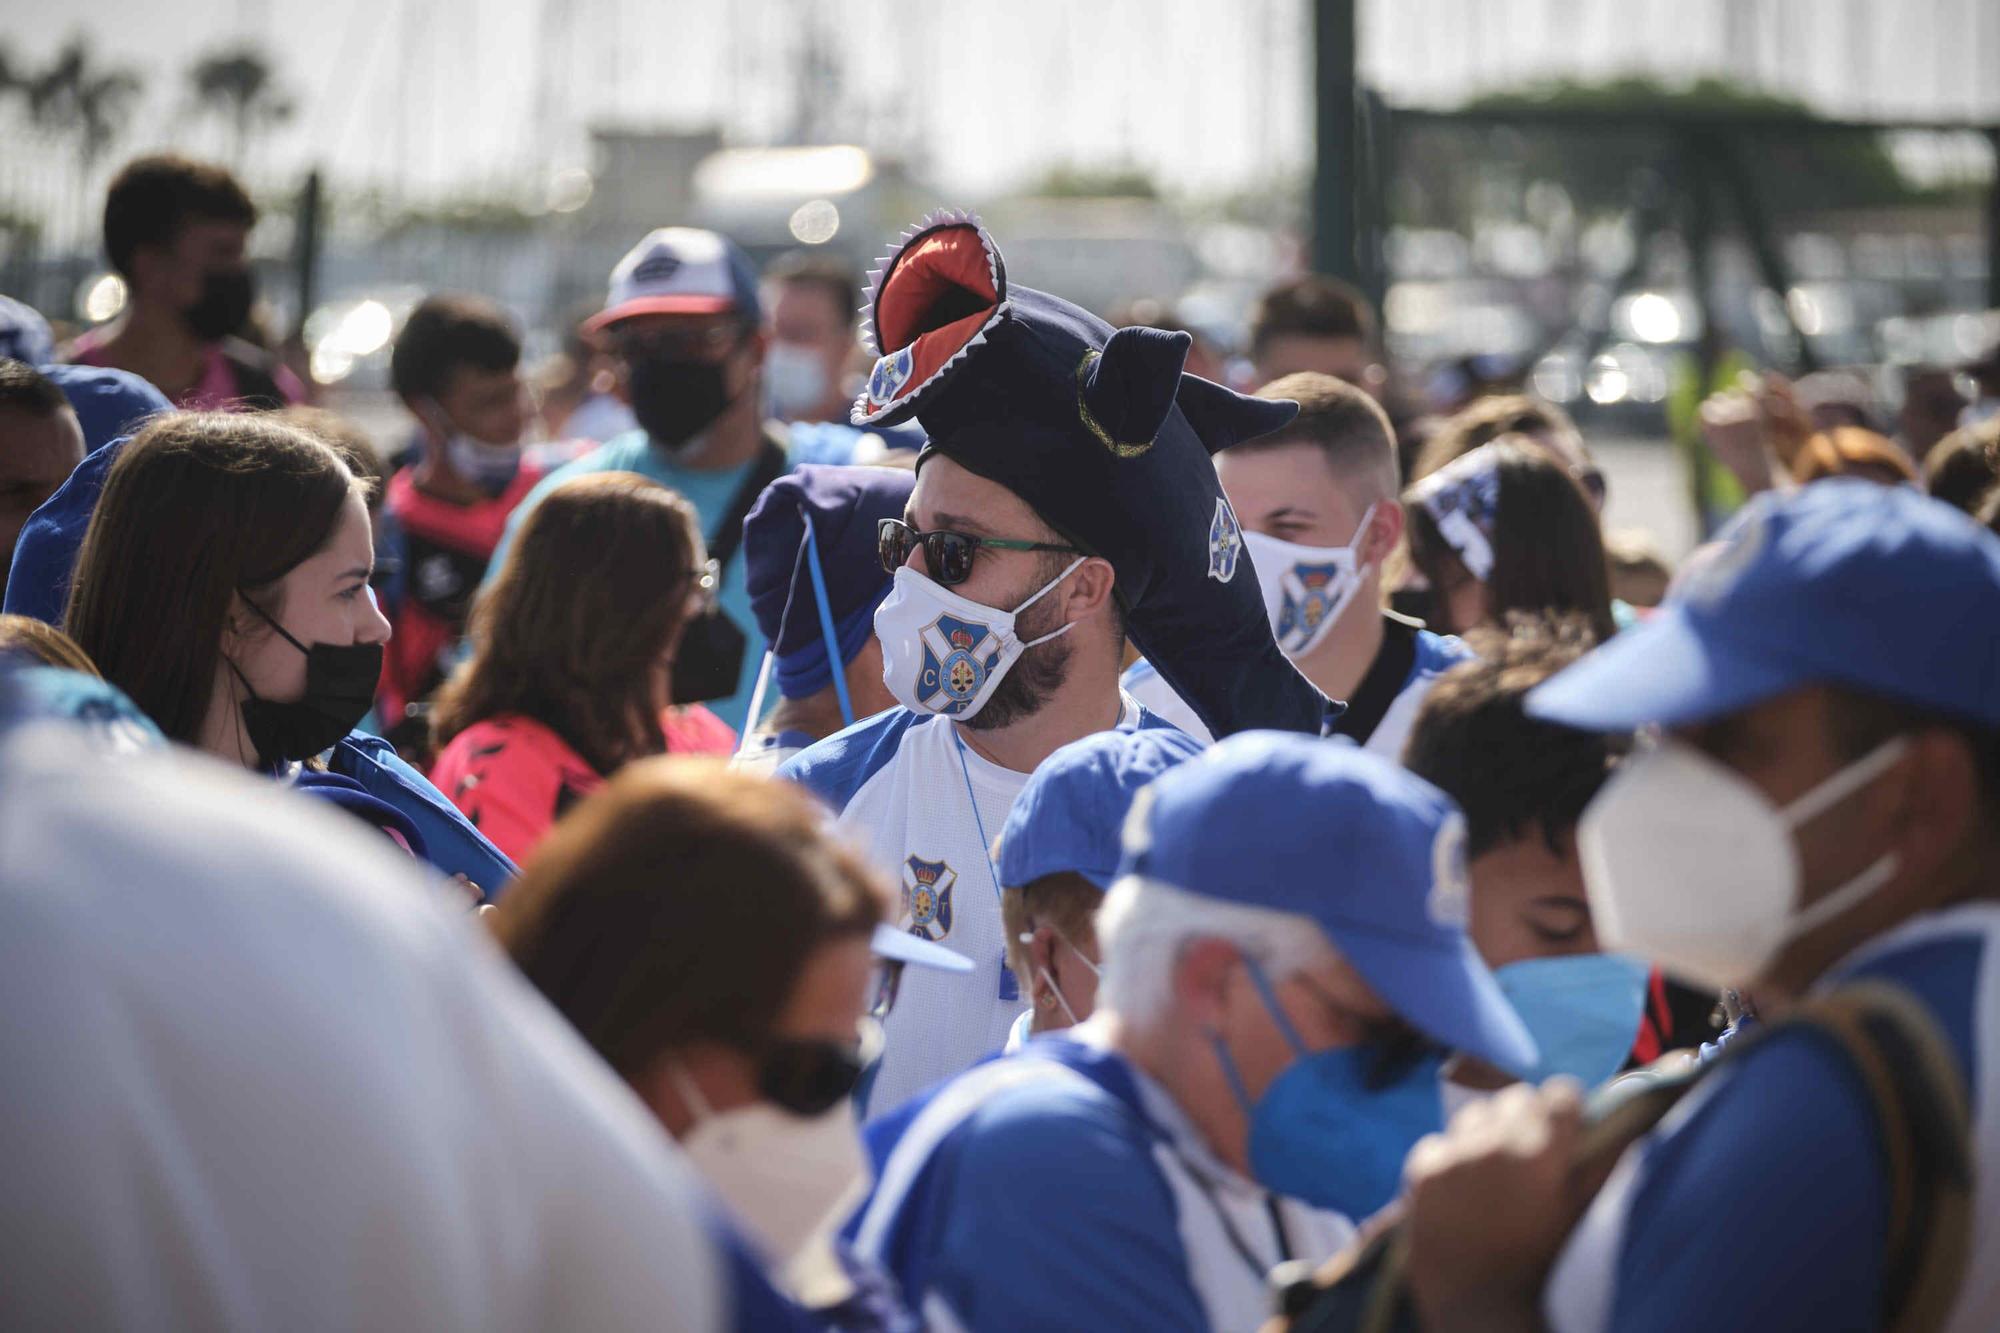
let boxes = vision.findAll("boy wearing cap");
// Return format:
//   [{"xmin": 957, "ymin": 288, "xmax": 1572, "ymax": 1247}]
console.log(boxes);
[
  {"xmin": 734, "ymin": 464, "xmax": 912, "ymax": 772},
  {"xmin": 995, "ymin": 727, "xmax": 1205, "ymax": 1046},
  {"xmin": 1400, "ymin": 479, "xmax": 2000, "ymax": 1332},
  {"xmin": 844, "ymin": 733, "xmax": 1533, "ymax": 1332},
  {"xmin": 487, "ymin": 228, "xmax": 789, "ymax": 733},
  {"xmin": 780, "ymin": 213, "xmax": 1326, "ymax": 1116}
]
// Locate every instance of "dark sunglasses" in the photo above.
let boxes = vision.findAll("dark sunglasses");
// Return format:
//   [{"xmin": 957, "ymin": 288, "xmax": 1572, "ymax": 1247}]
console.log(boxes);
[
  {"xmin": 755, "ymin": 1023, "xmax": 884, "ymax": 1117},
  {"xmin": 878, "ymin": 517, "xmax": 1078, "ymax": 588}
]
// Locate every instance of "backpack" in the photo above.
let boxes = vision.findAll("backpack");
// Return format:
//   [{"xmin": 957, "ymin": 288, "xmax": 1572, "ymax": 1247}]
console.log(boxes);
[
  {"xmin": 329, "ymin": 733, "xmax": 519, "ymax": 899},
  {"xmin": 1267, "ymin": 980, "xmax": 1974, "ymax": 1333}
]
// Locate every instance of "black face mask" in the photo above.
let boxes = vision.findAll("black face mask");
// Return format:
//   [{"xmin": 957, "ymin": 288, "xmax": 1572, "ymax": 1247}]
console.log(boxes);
[
  {"xmin": 183, "ymin": 267, "xmax": 255, "ymax": 343},
  {"xmin": 231, "ymin": 598, "xmax": 382, "ymax": 765},
  {"xmin": 627, "ymin": 354, "xmax": 736, "ymax": 451}
]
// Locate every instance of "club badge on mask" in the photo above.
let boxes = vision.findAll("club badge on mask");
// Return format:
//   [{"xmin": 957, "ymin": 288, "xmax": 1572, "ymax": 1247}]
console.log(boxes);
[
  {"xmin": 1243, "ymin": 502, "xmax": 1378, "ymax": 659},
  {"xmin": 1577, "ymin": 734, "xmax": 1910, "ymax": 991},
  {"xmin": 874, "ymin": 558, "xmax": 1085, "ymax": 721}
]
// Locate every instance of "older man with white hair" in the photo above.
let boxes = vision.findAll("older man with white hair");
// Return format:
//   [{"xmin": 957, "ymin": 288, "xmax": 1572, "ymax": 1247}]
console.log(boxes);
[{"xmin": 843, "ymin": 732, "xmax": 1535, "ymax": 1333}]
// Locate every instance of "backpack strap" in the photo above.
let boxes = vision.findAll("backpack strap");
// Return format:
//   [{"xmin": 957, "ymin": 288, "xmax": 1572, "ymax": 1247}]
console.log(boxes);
[{"xmin": 1267, "ymin": 980, "xmax": 1971, "ymax": 1333}]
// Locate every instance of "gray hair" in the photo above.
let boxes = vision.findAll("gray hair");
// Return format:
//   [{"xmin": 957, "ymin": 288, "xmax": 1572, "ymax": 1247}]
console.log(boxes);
[{"xmin": 1094, "ymin": 875, "xmax": 1335, "ymax": 1023}]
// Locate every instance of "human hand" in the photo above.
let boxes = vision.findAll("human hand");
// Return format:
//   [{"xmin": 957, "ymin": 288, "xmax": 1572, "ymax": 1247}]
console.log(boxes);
[
  {"xmin": 1698, "ymin": 386, "xmax": 1776, "ymax": 494},
  {"xmin": 1402, "ymin": 1079, "xmax": 1588, "ymax": 1332}
]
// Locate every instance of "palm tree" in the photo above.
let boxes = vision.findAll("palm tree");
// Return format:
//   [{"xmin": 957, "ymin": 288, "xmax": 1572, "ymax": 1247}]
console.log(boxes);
[
  {"xmin": 187, "ymin": 46, "xmax": 293, "ymax": 171},
  {"xmin": 22, "ymin": 40, "xmax": 144, "ymax": 260}
]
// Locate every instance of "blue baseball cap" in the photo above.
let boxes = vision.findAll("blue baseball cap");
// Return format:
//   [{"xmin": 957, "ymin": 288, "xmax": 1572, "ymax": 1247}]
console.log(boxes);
[
  {"xmin": 585, "ymin": 227, "xmax": 761, "ymax": 334},
  {"xmin": 998, "ymin": 726, "xmax": 1205, "ymax": 891},
  {"xmin": 1119, "ymin": 731, "xmax": 1536, "ymax": 1071},
  {"xmin": 871, "ymin": 923, "xmax": 973, "ymax": 972},
  {"xmin": 0, "ymin": 295, "xmax": 54, "ymax": 367},
  {"xmin": 744, "ymin": 464, "xmax": 915, "ymax": 700},
  {"xmin": 1529, "ymin": 479, "xmax": 2000, "ymax": 732}
]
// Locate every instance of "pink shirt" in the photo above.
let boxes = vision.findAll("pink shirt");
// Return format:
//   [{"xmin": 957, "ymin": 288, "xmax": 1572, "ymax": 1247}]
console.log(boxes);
[{"xmin": 70, "ymin": 331, "xmax": 306, "ymax": 412}]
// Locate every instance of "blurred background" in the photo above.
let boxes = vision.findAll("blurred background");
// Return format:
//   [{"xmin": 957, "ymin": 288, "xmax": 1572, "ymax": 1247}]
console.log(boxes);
[{"xmin": 4, "ymin": 0, "xmax": 1997, "ymax": 552}]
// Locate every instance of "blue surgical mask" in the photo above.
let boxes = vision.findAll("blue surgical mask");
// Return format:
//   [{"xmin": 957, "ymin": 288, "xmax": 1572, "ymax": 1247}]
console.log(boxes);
[
  {"xmin": 1492, "ymin": 954, "xmax": 1649, "ymax": 1088},
  {"xmin": 1210, "ymin": 959, "xmax": 1444, "ymax": 1221}
]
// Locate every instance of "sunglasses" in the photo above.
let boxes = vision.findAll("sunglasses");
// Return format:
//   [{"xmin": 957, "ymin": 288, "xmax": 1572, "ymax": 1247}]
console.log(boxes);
[
  {"xmin": 877, "ymin": 517, "xmax": 1078, "ymax": 588},
  {"xmin": 755, "ymin": 1022, "xmax": 885, "ymax": 1117}
]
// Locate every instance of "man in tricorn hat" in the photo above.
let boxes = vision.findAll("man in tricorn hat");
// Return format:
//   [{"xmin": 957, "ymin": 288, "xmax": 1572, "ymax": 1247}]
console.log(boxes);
[{"xmin": 781, "ymin": 212, "xmax": 1327, "ymax": 1114}]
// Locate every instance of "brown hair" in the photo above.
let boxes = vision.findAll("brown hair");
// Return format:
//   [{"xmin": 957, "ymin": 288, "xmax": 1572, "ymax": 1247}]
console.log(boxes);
[
  {"xmin": 0, "ymin": 614, "xmax": 100, "ymax": 675},
  {"xmin": 1404, "ymin": 614, "xmax": 1621, "ymax": 857},
  {"xmin": 1249, "ymin": 274, "xmax": 1375, "ymax": 355},
  {"xmin": 65, "ymin": 413, "xmax": 361, "ymax": 744},
  {"xmin": 1413, "ymin": 394, "xmax": 1582, "ymax": 485},
  {"xmin": 103, "ymin": 154, "xmax": 256, "ymax": 279},
  {"xmin": 1924, "ymin": 417, "xmax": 2000, "ymax": 514},
  {"xmin": 1791, "ymin": 427, "xmax": 1919, "ymax": 488},
  {"xmin": 495, "ymin": 758, "xmax": 887, "ymax": 1077},
  {"xmin": 1404, "ymin": 436, "xmax": 1616, "ymax": 642},
  {"xmin": 430, "ymin": 472, "xmax": 704, "ymax": 775},
  {"xmin": 275, "ymin": 405, "xmax": 384, "ymax": 509},
  {"xmin": 1000, "ymin": 871, "xmax": 1102, "ymax": 1001},
  {"xmin": 1246, "ymin": 371, "xmax": 1399, "ymax": 495}
]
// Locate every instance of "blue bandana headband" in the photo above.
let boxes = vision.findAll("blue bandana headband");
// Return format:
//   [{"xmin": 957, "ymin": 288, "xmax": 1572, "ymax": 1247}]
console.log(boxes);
[{"xmin": 1408, "ymin": 443, "xmax": 1504, "ymax": 582}]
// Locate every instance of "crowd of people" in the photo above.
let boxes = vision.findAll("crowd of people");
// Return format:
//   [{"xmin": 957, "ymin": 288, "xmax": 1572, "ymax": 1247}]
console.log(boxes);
[{"xmin": 3, "ymin": 151, "xmax": 2000, "ymax": 1332}]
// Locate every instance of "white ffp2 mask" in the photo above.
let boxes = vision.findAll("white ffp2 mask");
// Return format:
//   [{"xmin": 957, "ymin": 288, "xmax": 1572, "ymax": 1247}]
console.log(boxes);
[
  {"xmin": 873, "ymin": 559, "xmax": 1085, "ymax": 720},
  {"xmin": 1242, "ymin": 502, "xmax": 1377, "ymax": 659},
  {"xmin": 1576, "ymin": 734, "xmax": 1909, "ymax": 990}
]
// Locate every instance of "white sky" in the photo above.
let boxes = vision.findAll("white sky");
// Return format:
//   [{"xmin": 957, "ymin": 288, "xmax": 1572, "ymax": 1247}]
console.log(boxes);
[{"xmin": 4, "ymin": 0, "xmax": 1997, "ymax": 230}]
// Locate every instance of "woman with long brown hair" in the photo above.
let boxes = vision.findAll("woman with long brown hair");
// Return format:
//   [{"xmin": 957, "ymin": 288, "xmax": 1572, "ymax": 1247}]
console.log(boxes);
[
  {"xmin": 428, "ymin": 471, "xmax": 735, "ymax": 862},
  {"xmin": 1402, "ymin": 435, "xmax": 1617, "ymax": 643}
]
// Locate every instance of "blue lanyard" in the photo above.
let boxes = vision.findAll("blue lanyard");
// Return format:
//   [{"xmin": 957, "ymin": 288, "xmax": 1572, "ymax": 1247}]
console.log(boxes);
[
  {"xmin": 951, "ymin": 726, "xmax": 1004, "ymax": 903},
  {"xmin": 800, "ymin": 513, "xmax": 855, "ymax": 728}
]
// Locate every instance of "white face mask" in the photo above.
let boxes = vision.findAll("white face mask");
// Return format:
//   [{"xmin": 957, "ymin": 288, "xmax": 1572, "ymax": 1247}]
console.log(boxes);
[
  {"xmin": 765, "ymin": 340, "xmax": 831, "ymax": 419},
  {"xmin": 1242, "ymin": 502, "xmax": 1378, "ymax": 660},
  {"xmin": 668, "ymin": 1064, "xmax": 868, "ymax": 1269},
  {"xmin": 1577, "ymin": 734, "xmax": 1910, "ymax": 990},
  {"xmin": 426, "ymin": 399, "xmax": 522, "ymax": 492},
  {"xmin": 873, "ymin": 558, "xmax": 1085, "ymax": 721}
]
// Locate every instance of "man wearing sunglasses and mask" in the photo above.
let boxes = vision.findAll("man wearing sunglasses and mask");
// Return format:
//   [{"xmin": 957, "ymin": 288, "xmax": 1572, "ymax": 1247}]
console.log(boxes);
[
  {"xmin": 1395, "ymin": 480, "xmax": 2000, "ymax": 1333},
  {"xmin": 845, "ymin": 733, "xmax": 1536, "ymax": 1332},
  {"xmin": 780, "ymin": 214, "xmax": 1331, "ymax": 1118}
]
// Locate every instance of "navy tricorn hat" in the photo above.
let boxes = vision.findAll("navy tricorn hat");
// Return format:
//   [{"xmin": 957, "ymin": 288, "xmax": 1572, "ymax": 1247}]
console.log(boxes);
[{"xmin": 851, "ymin": 211, "xmax": 1328, "ymax": 738}]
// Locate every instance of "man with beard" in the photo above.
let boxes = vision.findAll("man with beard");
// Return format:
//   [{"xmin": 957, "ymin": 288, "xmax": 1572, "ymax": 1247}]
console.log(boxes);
[
  {"xmin": 67, "ymin": 155, "xmax": 302, "ymax": 412},
  {"xmin": 781, "ymin": 213, "xmax": 1329, "ymax": 1115}
]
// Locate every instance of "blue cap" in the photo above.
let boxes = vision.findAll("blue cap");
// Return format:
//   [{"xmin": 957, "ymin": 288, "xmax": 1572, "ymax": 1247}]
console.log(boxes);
[
  {"xmin": 1529, "ymin": 479, "xmax": 2000, "ymax": 732},
  {"xmin": 744, "ymin": 465, "xmax": 914, "ymax": 700},
  {"xmin": 1119, "ymin": 731, "xmax": 1536, "ymax": 1071},
  {"xmin": 871, "ymin": 922, "xmax": 974, "ymax": 972},
  {"xmin": 0, "ymin": 295, "xmax": 54, "ymax": 366},
  {"xmin": 40, "ymin": 364, "xmax": 172, "ymax": 455},
  {"xmin": 586, "ymin": 227, "xmax": 762, "ymax": 332},
  {"xmin": 998, "ymin": 726, "xmax": 1205, "ymax": 890}
]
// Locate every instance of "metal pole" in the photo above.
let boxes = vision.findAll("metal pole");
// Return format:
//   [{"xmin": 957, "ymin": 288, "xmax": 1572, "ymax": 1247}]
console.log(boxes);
[
  {"xmin": 1987, "ymin": 128, "xmax": 2000, "ymax": 311},
  {"xmin": 1311, "ymin": 0, "xmax": 1361, "ymax": 285},
  {"xmin": 292, "ymin": 169, "xmax": 323, "ymax": 344}
]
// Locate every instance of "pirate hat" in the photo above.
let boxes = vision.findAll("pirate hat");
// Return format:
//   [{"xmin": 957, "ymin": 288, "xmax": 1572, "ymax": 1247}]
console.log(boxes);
[{"xmin": 852, "ymin": 211, "xmax": 1328, "ymax": 738}]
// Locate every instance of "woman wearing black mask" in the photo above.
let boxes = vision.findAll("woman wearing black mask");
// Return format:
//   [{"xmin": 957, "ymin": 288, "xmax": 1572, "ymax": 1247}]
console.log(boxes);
[{"xmin": 65, "ymin": 412, "xmax": 512, "ymax": 889}]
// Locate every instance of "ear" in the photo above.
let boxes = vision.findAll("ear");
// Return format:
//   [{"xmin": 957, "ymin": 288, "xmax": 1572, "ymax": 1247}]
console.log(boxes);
[
  {"xmin": 1897, "ymin": 730, "xmax": 1978, "ymax": 894},
  {"xmin": 1171, "ymin": 938, "xmax": 1241, "ymax": 1029},
  {"xmin": 219, "ymin": 593, "xmax": 251, "ymax": 657},
  {"xmin": 1026, "ymin": 924, "xmax": 1059, "ymax": 979},
  {"xmin": 1363, "ymin": 501, "xmax": 1406, "ymax": 566},
  {"xmin": 1175, "ymin": 374, "xmax": 1300, "ymax": 456},
  {"xmin": 1056, "ymin": 554, "xmax": 1118, "ymax": 625},
  {"xmin": 1079, "ymin": 326, "xmax": 1191, "ymax": 453}
]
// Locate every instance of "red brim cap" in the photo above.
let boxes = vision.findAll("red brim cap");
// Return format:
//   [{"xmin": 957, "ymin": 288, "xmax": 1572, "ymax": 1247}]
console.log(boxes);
[{"xmin": 583, "ymin": 294, "xmax": 740, "ymax": 334}]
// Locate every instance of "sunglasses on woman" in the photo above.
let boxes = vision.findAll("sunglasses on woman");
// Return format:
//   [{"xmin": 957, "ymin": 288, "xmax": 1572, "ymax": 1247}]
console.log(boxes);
[{"xmin": 877, "ymin": 517, "xmax": 1078, "ymax": 588}]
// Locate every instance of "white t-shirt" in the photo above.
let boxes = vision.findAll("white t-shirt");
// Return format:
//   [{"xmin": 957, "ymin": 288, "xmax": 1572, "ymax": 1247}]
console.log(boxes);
[{"xmin": 781, "ymin": 696, "xmax": 1145, "ymax": 1115}]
